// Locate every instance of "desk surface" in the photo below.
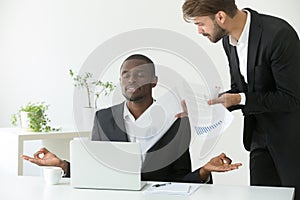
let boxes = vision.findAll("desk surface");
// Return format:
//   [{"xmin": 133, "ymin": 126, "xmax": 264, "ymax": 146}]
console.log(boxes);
[{"xmin": 0, "ymin": 176, "xmax": 294, "ymax": 200}]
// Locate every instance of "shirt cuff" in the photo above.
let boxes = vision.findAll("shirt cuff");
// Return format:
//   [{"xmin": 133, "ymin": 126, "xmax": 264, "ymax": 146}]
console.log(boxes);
[
  {"xmin": 201, "ymin": 175, "xmax": 211, "ymax": 183},
  {"xmin": 62, "ymin": 160, "xmax": 70, "ymax": 178},
  {"xmin": 239, "ymin": 93, "xmax": 246, "ymax": 105}
]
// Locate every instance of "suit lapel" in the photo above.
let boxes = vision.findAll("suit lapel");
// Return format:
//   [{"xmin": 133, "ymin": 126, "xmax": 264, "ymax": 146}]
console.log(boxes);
[
  {"xmin": 246, "ymin": 8, "xmax": 262, "ymax": 92},
  {"xmin": 230, "ymin": 45, "xmax": 248, "ymax": 91},
  {"xmin": 230, "ymin": 45, "xmax": 240, "ymax": 77},
  {"xmin": 109, "ymin": 102, "xmax": 128, "ymax": 142}
]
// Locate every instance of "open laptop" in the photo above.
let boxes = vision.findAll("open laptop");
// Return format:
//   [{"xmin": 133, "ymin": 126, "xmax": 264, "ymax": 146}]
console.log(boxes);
[{"xmin": 70, "ymin": 139, "xmax": 146, "ymax": 190}]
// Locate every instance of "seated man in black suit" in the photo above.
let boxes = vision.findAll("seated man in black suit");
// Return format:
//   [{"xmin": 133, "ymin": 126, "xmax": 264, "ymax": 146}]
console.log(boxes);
[{"xmin": 22, "ymin": 54, "xmax": 241, "ymax": 183}]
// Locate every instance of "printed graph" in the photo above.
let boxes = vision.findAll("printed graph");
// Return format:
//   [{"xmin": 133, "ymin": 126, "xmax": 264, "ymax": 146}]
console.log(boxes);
[{"xmin": 194, "ymin": 120, "xmax": 223, "ymax": 136}]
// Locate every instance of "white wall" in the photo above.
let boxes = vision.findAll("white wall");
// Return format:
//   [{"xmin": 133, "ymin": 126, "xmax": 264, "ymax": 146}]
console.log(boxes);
[{"xmin": 0, "ymin": 0, "xmax": 299, "ymax": 185}]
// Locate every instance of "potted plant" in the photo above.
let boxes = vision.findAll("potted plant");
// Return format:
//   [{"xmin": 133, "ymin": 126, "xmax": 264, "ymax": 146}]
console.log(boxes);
[
  {"xmin": 11, "ymin": 102, "xmax": 60, "ymax": 132},
  {"xmin": 69, "ymin": 69, "xmax": 115, "ymax": 109}
]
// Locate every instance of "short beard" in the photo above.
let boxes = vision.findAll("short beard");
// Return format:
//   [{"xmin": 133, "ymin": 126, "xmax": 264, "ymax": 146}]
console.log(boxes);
[
  {"xmin": 126, "ymin": 95, "xmax": 144, "ymax": 102},
  {"xmin": 211, "ymin": 20, "xmax": 228, "ymax": 43},
  {"xmin": 123, "ymin": 90, "xmax": 144, "ymax": 102}
]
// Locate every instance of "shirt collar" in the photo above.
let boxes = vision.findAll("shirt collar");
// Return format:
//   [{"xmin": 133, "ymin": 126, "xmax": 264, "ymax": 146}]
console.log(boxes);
[
  {"xmin": 123, "ymin": 100, "xmax": 155, "ymax": 121},
  {"xmin": 229, "ymin": 9, "xmax": 251, "ymax": 46},
  {"xmin": 123, "ymin": 102, "xmax": 133, "ymax": 120}
]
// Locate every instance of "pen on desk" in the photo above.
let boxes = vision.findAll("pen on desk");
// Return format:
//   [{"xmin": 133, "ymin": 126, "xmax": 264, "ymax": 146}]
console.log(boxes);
[{"xmin": 152, "ymin": 182, "xmax": 171, "ymax": 187}]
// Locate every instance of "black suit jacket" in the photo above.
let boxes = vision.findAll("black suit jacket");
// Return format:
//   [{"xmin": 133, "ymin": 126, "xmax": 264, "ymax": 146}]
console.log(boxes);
[
  {"xmin": 91, "ymin": 102, "xmax": 211, "ymax": 183},
  {"xmin": 223, "ymin": 8, "xmax": 300, "ymax": 151}
]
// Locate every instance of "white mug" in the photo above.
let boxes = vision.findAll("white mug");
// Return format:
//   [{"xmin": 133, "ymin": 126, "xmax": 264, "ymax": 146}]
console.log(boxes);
[{"xmin": 43, "ymin": 166, "xmax": 64, "ymax": 185}]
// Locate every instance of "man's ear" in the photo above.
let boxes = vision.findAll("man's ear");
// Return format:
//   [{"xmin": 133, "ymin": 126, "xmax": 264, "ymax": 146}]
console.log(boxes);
[
  {"xmin": 215, "ymin": 11, "xmax": 227, "ymax": 25},
  {"xmin": 151, "ymin": 76, "xmax": 158, "ymax": 88}
]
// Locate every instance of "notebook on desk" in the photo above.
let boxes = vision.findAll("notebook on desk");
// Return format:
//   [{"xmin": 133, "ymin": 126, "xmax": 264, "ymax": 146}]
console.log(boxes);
[{"xmin": 70, "ymin": 139, "xmax": 146, "ymax": 190}]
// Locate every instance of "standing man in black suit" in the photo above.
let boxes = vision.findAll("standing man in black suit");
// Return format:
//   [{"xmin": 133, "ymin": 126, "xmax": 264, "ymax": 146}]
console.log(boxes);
[
  {"xmin": 182, "ymin": 0, "xmax": 300, "ymax": 199},
  {"xmin": 22, "ymin": 54, "xmax": 242, "ymax": 183}
]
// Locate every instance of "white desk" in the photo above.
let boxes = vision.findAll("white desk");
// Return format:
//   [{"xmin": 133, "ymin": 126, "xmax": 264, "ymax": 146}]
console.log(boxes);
[
  {"xmin": 0, "ymin": 176, "xmax": 294, "ymax": 200},
  {"xmin": 0, "ymin": 128, "xmax": 90, "ymax": 176}
]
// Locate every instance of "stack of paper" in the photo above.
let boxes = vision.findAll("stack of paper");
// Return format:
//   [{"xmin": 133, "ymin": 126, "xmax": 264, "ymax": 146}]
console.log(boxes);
[{"xmin": 144, "ymin": 182, "xmax": 200, "ymax": 196}]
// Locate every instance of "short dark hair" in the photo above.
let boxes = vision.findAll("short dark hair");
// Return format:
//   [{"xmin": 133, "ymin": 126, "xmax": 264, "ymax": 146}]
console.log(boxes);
[
  {"xmin": 121, "ymin": 54, "xmax": 155, "ymax": 75},
  {"xmin": 182, "ymin": 0, "xmax": 238, "ymax": 22}
]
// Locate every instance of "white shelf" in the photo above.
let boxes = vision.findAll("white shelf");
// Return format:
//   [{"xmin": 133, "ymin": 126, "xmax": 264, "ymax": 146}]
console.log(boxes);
[{"xmin": 0, "ymin": 128, "xmax": 90, "ymax": 176}]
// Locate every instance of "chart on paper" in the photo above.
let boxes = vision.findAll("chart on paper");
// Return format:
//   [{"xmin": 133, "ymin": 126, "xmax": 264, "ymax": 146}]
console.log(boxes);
[{"xmin": 194, "ymin": 120, "xmax": 223, "ymax": 136}]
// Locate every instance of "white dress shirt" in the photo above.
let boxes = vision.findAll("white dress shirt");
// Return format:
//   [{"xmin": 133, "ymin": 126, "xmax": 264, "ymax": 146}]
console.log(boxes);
[
  {"xmin": 123, "ymin": 99, "xmax": 177, "ymax": 162},
  {"xmin": 229, "ymin": 9, "xmax": 251, "ymax": 105},
  {"xmin": 123, "ymin": 102, "xmax": 153, "ymax": 161},
  {"xmin": 123, "ymin": 99, "xmax": 210, "ymax": 183}
]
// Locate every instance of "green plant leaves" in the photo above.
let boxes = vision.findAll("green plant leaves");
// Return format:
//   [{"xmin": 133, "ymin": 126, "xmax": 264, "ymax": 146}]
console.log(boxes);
[
  {"xmin": 69, "ymin": 69, "xmax": 116, "ymax": 108},
  {"xmin": 11, "ymin": 102, "xmax": 60, "ymax": 132}
]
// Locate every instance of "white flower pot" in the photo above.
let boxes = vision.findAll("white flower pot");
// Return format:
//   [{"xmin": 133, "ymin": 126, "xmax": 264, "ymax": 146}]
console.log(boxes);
[{"xmin": 20, "ymin": 111, "xmax": 32, "ymax": 131}]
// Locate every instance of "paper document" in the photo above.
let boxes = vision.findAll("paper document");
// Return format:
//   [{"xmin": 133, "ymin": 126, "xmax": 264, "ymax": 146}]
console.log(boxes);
[
  {"xmin": 144, "ymin": 182, "xmax": 200, "ymax": 196},
  {"xmin": 192, "ymin": 104, "xmax": 233, "ymax": 136},
  {"xmin": 178, "ymin": 83, "xmax": 234, "ymax": 159},
  {"xmin": 127, "ymin": 89, "xmax": 182, "ymax": 156}
]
